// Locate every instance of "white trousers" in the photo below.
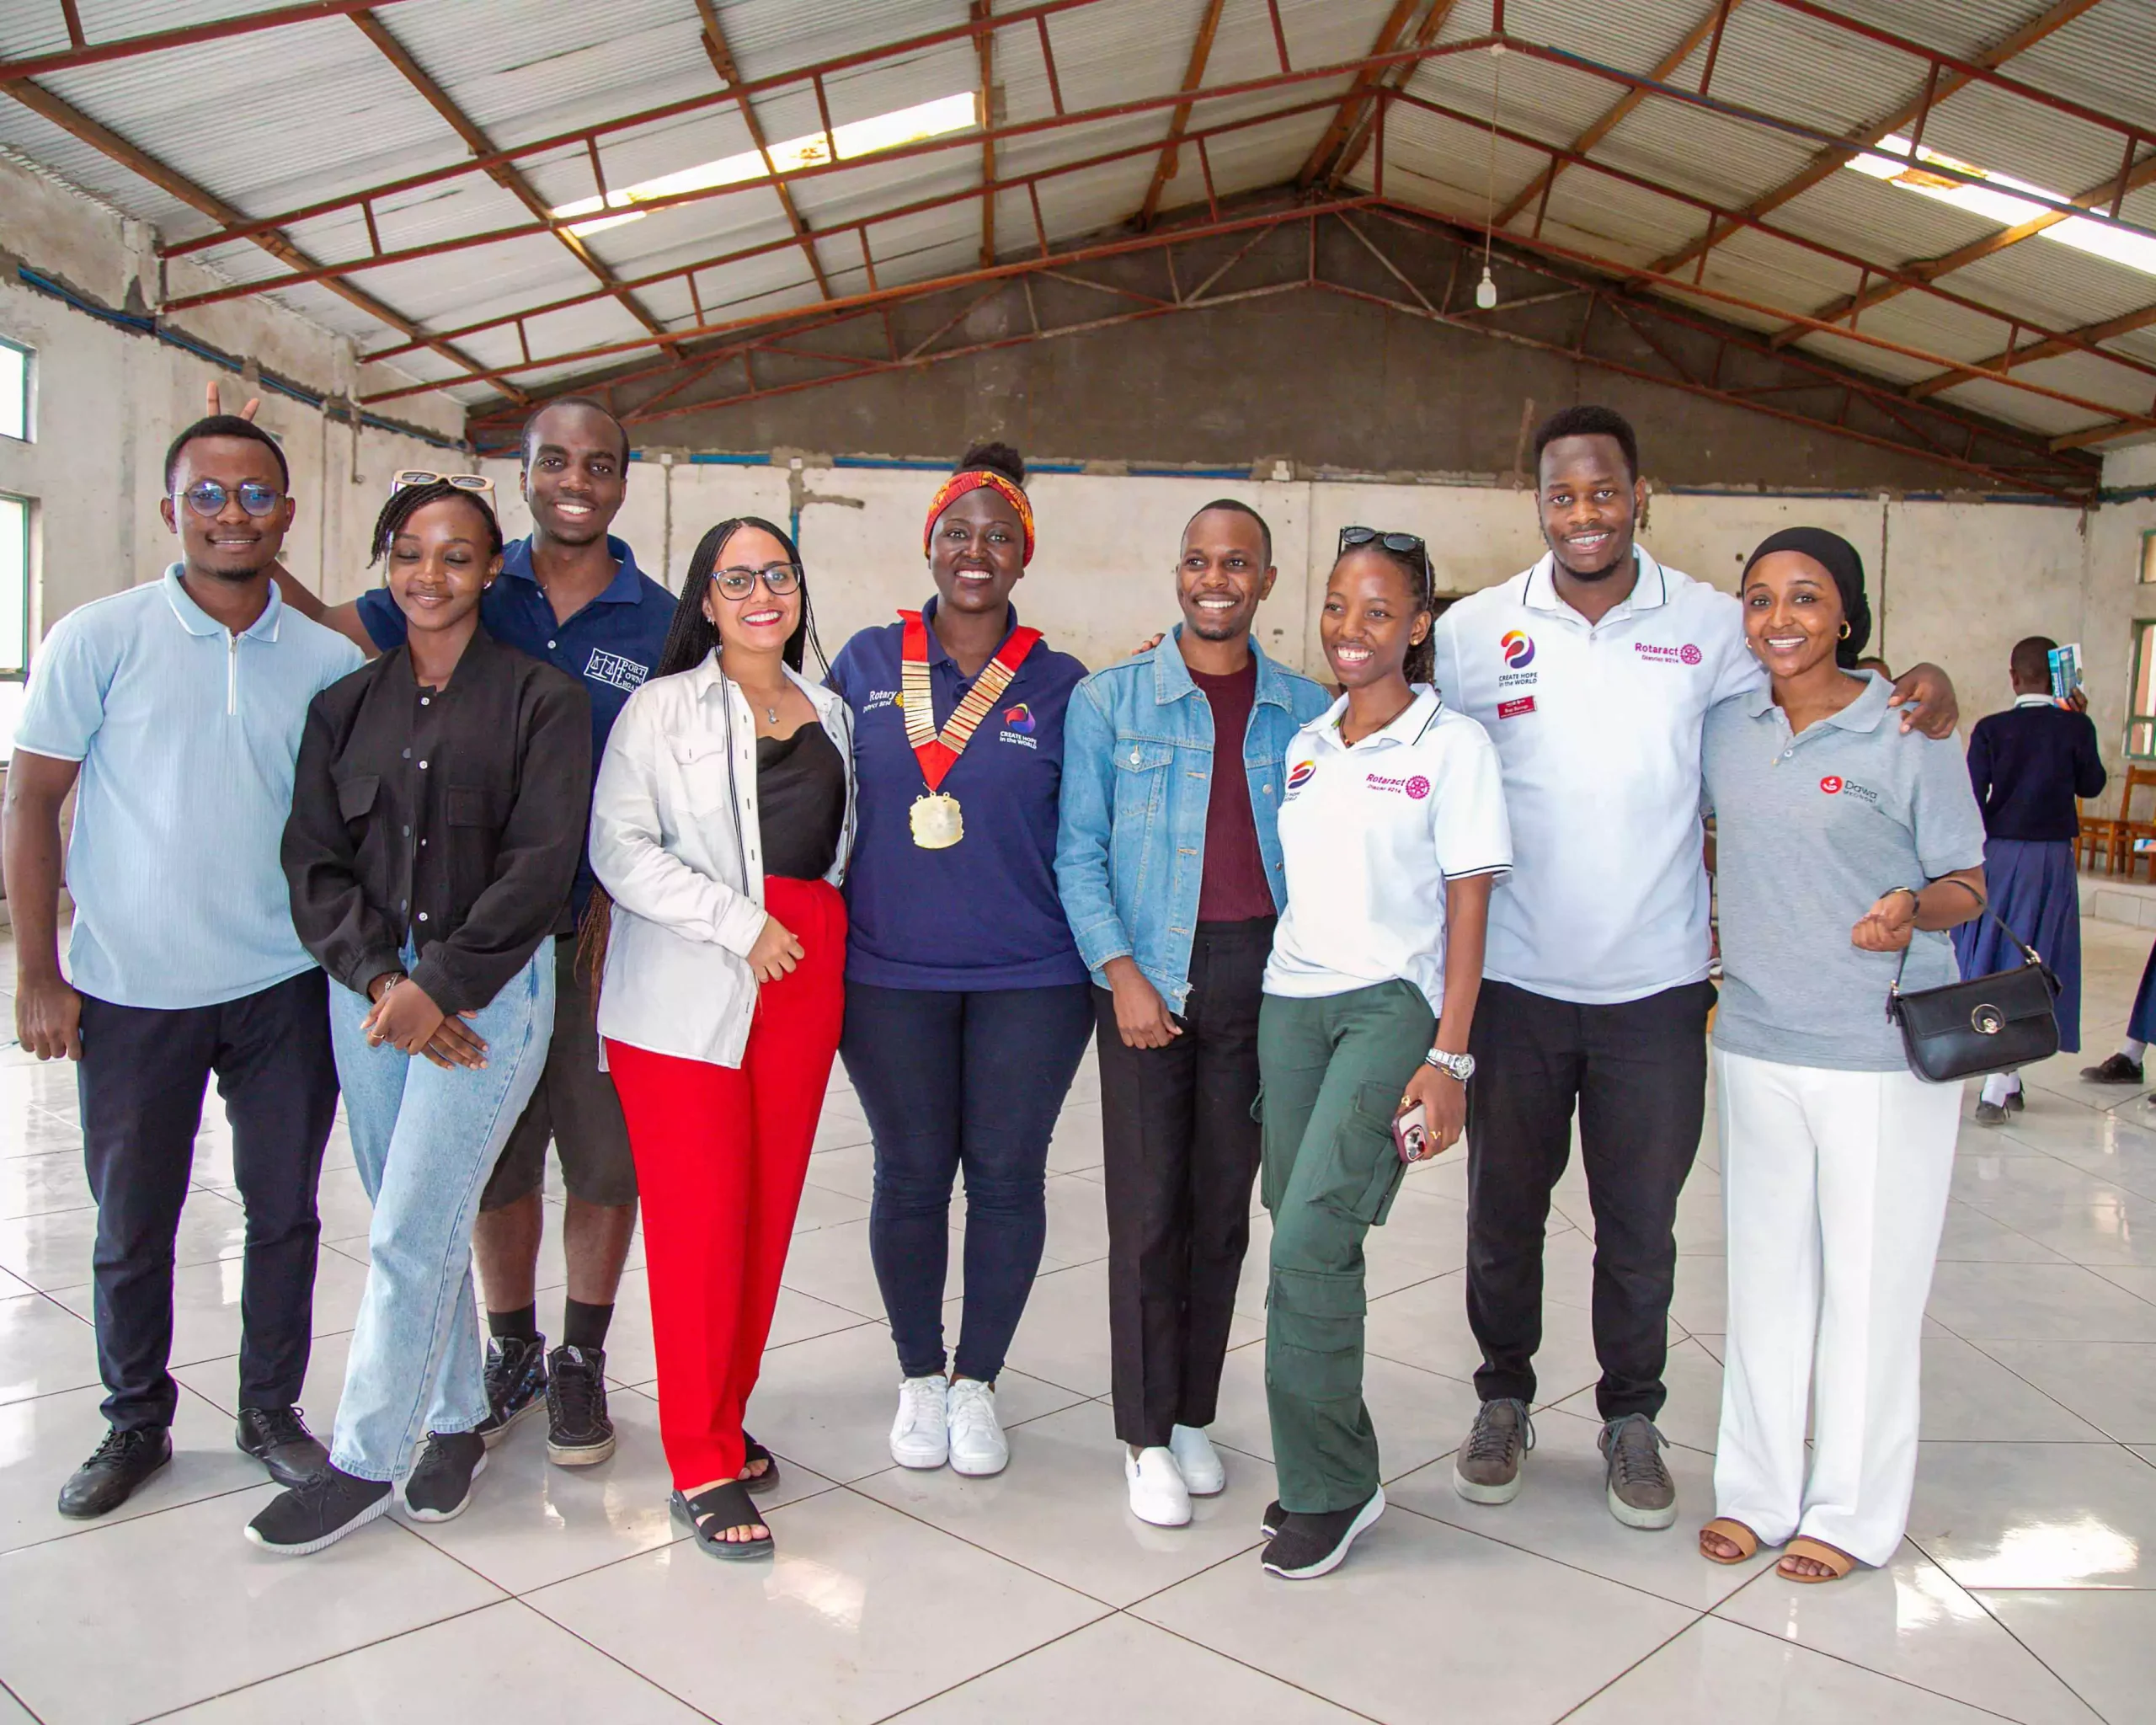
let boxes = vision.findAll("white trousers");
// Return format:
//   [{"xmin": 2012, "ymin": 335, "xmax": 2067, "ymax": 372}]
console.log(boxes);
[{"xmin": 1710, "ymin": 1048, "xmax": 1961, "ymax": 1567}]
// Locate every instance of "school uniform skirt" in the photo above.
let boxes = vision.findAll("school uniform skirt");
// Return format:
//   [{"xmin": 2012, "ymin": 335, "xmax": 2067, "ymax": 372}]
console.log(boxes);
[{"xmin": 1952, "ymin": 836, "xmax": 2082, "ymax": 1053}]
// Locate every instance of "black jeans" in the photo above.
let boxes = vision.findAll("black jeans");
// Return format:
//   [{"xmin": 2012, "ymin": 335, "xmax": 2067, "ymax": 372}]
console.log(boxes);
[
  {"xmin": 1464, "ymin": 977, "xmax": 1714, "ymax": 1420},
  {"xmin": 1094, "ymin": 920, "xmax": 1270, "ymax": 1448},
  {"xmin": 843, "ymin": 980, "xmax": 1092, "ymax": 1383},
  {"xmin": 77, "ymin": 969, "xmax": 341, "ymax": 1430}
]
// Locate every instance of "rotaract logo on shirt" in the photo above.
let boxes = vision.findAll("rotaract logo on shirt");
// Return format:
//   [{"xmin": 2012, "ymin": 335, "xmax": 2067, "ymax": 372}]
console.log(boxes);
[
  {"xmin": 1284, "ymin": 758, "xmax": 1317, "ymax": 798},
  {"xmin": 1364, "ymin": 772, "xmax": 1430, "ymax": 800},
  {"xmin": 1501, "ymin": 630, "xmax": 1535, "ymax": 669},
  {"xmin": 999, "ymin": 702, "xmax": 1038, "ymax": 748},
  {"xmin": 1633, "ymin": 641, "xmax": 1702, "ymax": 667}
]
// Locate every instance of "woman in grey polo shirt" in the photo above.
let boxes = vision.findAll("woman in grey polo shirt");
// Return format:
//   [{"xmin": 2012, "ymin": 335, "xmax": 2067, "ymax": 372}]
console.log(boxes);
[{"xmin": 1697, "ymin": 527, "xmax": 1986, "ymax": 1584}]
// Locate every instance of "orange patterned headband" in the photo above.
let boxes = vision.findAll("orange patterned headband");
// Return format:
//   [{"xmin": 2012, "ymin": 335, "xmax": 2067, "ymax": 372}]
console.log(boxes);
[{"xmin": 923, "ymin": 470, "xmax": 1035, "ymax": 565}]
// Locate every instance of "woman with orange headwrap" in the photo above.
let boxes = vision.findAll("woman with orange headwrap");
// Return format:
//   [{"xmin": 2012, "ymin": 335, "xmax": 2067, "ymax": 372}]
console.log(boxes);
[{"xmin": 825, "ymin": 442, "xmax": 1093, "ymax": 1479}]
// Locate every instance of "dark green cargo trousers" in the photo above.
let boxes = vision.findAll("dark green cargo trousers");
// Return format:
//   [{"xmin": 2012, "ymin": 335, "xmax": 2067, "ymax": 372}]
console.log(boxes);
[{"xmin": 1258, "ymin": 980, "xmax": 1435, "ymax": 1514}]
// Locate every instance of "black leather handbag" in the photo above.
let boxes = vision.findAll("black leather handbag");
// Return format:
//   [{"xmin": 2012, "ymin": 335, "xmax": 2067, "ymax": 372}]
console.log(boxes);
[{"xmin": 1886, "ymin": 908, "xmax": 2060, "ymax": 1082}]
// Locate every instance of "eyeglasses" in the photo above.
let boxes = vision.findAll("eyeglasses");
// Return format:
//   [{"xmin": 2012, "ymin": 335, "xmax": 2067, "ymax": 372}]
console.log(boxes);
[
  {"xmin": 178, "ymin": 479, "xmax": 285, "ymax": 519},
  {"xmin": 713, "ymin": 563, "xmax": 803, "ymax": 599},
  {"xmin": 1338, "ymin": 526, "xmax": 1428, "ymax": 560},
  {"xmin": 392, "ymin": 470, "xmax": 494, "ymax": 496}
]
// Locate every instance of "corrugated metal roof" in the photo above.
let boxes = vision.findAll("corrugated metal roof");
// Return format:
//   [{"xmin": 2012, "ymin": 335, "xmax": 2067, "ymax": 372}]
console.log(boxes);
[{"xmin": 3, "ymin": 0, "xmax": 2151, "ymax": 446}]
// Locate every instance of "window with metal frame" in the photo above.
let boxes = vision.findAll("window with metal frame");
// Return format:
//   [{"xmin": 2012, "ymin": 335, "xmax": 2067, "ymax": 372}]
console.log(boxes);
[
  {"xmin": 2130, "ymin": 618, "xmax": 2156, "ymax": 761},
  {"xmin": 0, "ymin": 337, "xmax": 28, "ymax": 442},
  {"xmin": 0, "ymin": 493, "xmax": 29, "ymax": 756},
  {"xmin": 2141, "ymin": 528, "xmax": 2155, "ymax": 585}
]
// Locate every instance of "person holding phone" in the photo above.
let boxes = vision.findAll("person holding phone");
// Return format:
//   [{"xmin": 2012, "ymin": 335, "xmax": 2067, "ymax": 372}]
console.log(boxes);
[
  {"xmin": 253, "ymin": 482, "xmax": 589, "ymax": 1553},
  {"xmin": 587, "ymin": 517, "xmax": 853, "ymax": 1560},
  {"xmin": 1255, "ymin": 528, "xmax": 1510, "ymax": 1580},
  {"xmin": 1697, "ymin": 527, "xmax": 1984, "ymax": 1583}
]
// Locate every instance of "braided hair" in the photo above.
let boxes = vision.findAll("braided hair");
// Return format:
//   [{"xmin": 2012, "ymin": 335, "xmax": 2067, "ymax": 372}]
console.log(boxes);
[{"xmin": 368, "ymin": 479, "xmax": 504, "ymax": 564}]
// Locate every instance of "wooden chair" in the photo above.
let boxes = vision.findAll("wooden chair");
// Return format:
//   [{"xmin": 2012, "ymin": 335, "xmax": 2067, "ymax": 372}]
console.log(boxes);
[
  {"xmin": 2079, "ymin": 798, "xmax": 2119, "ymax": 873},
  {"xmin": 2113, "ymin": 766, "xmax": 2156, "ymax": 882}
]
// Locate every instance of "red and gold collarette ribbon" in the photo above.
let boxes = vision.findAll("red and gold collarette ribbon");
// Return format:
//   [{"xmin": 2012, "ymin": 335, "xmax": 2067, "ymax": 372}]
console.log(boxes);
[
  {"xmin": 921, "ymin": 471, "xmax": 1035, "ymax": 565},
  {"xmin": 899, "ymin": 609, "xmax": 1042, "ymax": 792}
]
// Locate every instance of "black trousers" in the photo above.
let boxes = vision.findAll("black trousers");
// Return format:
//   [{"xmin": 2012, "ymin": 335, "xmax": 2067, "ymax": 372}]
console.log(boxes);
[
  {"xmin": 1095, "ymin": 920, "xmax": 1270, "ymax": 1449},
  {"xmin": 77, "ymin": 969, "xmax": 340, "ymax": 1431},
  {"xmin": 1464, "ymin": 977, "xmax": 1714, "ymax": 1421}
]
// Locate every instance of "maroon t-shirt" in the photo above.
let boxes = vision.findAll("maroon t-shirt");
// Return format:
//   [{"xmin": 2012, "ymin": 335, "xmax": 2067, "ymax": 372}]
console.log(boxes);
[{"xmin": 1190, "ymin": 660, "xmax": 1275, "ymax": 922}]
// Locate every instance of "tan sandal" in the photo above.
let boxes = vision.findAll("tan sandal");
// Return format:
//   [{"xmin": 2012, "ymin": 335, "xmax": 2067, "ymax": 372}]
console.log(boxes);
[
  {"xmin": 1699, "ymin": 1518, "xmax": 1759, "ymax": 1564},
  {"xmin": 1780, "ymin": 1536, "xmax": 1856, "ymax": 1583}
]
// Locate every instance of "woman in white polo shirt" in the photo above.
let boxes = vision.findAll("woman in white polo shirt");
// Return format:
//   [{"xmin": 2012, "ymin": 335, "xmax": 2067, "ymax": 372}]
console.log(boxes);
[
  {"xmin": 1256, "ymin": 528, "xmax": 1511, "ymax": 1580},
  {"xmin": 1698, "ymin": 526, "xmax": 1985, "ymax": 1583}
]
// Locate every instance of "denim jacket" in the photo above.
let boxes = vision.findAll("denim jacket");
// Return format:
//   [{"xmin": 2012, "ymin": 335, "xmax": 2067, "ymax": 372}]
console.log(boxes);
[{"xmin": 1055, "ymin": 632, "xmax": 1331, "ymax": 1007}]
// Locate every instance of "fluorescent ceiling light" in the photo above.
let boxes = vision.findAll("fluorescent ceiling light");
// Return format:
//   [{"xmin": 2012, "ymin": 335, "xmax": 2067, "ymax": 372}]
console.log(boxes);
[
  {"xmin": 551, "ymin": 92, "xmax": 980, "ymax": 238},
  {"xmin": 1847, "ymin": 135, "xmax": 2156, "ymax": 279}
]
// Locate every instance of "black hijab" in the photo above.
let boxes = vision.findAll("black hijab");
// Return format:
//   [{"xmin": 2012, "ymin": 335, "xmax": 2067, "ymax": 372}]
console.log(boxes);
[{"xmin": 1741, "ymin": 526, "xmax": 1872, "ymax": 670}]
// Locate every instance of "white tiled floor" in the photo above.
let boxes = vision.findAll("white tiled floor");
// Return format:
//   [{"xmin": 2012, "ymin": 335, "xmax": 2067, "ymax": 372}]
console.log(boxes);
[{"xmin": 2, "ymin": 919, "xmax": 2153, "ymax": 1723}]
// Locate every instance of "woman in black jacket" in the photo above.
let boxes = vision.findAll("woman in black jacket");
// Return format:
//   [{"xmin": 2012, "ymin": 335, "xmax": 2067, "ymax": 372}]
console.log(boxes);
[{"xmin": 251, "ymin": 480, "xmax": 589, "ymax": 1556}]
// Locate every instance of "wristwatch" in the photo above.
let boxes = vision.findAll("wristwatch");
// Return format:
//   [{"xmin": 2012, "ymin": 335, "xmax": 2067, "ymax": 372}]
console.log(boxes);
[{"xmin": 1424, "ymin": 1047, "xmax": 1475, "ymax": 1082}]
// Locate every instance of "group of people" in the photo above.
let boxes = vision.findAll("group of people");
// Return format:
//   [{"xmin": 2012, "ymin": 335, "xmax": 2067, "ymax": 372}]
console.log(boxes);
[{"xmin": 16, "ymin": 377, "xmax": 2051, "ymax": 1584}]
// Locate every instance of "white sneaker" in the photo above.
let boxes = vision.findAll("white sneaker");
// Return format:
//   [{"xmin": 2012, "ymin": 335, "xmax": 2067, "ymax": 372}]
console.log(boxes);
[
  {"xmin": 889, "ymin": 1375, "xmax": 949, "ymax": 1470},
  {"xmin": 945, "ymin": 1378, "xmax": 1008, "ymax": 1477},
  {"xmin": 1169, "ymin": 1423, "xmax": 1225, "ymax": 1496},
  {"xmin": 1126, "ymin": 1446, "xmax": 1193, "ymax": 1526}
]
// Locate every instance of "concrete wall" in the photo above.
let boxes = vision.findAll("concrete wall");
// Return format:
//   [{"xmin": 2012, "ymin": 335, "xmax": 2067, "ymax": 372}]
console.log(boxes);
[
  {"xmin": 471, "ymin": 449, "xmax": 2151, "ymax": 800},
  {"xmin": 0, "ymin": 152, "xmax": 467, "ymax": 746}
]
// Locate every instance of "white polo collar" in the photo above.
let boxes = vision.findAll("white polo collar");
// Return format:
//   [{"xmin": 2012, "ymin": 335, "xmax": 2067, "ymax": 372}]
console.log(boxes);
[
  {"xmin": 1315, "ymin": 685, "xmax": 1443, "ymax": 752},
  {"xmin": 2013, "ymin": 692, "xmax": 2056, "ymax": 708},
  {"xmin": 1521, "ymin": 546, "xmax": 1668, "ymax": 622}
]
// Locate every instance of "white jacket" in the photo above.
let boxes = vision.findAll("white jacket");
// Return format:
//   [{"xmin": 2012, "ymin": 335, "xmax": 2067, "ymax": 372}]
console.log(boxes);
[{"xmin": 589, "ymin": 652, "xmax": 855, "ymax": 1067}]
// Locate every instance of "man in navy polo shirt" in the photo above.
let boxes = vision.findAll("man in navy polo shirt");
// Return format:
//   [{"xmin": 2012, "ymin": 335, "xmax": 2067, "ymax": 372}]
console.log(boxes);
[{"xmin": 258, "ymin": 393, "xmax": 670, "ymax": 1471}]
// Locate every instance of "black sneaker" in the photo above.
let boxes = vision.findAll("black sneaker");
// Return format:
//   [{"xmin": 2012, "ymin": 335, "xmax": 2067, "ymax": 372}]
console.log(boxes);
[
  {"xmin": 1260, "ymin": 1489, "xmax": 1386, "ymax": 1579},
  {"xmin": 546, "ymin": 1343, "xmax": 616, "ymax": 1466},
  {"xmin": 246, "ymin": 1466, "xmax": 392, "ymax": 1555},
  {"xmin": 403, "ymin": 1430, "xmax": 487, "ymax": 1521},
  {"xmin": 475, "ymin": 1333, "xmax": 548, "ymax": 1449},
  {"xmin": 2082, "ymin": 1053, "xmax": 2145, "ymax": 1086},
  {"xmin": 2004, "ymin": 1087, "xmax": 2025, "ymax": 1114},
  {"xmin": 57, "ymin": 1425, "xmax": 170, "ymax": 1519},
  {"xmin": 236, "ymin": 1405, "xmax": 328, "ymax": 1487},
  {"xmin": 1261, "ymin": 1499, "xmax": 1284, "ymax": 1538}
]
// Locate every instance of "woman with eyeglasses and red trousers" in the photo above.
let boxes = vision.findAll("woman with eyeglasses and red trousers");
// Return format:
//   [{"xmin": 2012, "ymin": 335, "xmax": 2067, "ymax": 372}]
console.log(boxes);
[{"xmin": 586, "ymin": 518, "xmax": 855, "ymax": 1560}]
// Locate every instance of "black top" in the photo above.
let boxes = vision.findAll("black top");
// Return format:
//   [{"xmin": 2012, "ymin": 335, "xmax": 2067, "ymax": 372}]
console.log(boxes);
[
  {"xmin": 757, "ymin": 722, "xmax": 846, "ymax": 881},
  {"xmin": 1966, "ymin": 701, "xmax": 2107, "ymax": 843},
  {"xmin": 282, "ymin": 629, "xmax": 592, "ymax": 1015}
]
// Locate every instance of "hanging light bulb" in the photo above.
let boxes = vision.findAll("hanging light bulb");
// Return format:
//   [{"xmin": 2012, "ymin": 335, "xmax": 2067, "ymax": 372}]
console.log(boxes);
[
  {"xmin": 1476, "ymin": 40, "xmax": 1502, "ymax": 312},
  {"xmin": 1476, "ymin": 266, "xmax": 1498, "ymax": 310}
]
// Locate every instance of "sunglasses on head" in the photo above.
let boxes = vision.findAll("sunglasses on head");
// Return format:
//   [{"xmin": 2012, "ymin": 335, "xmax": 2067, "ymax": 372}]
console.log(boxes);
[
  {"xmin": 1338, "ymin": 526, "xmax": 1428, "ymax": 561},
  {"xmin": 392, "ymin": 470, "xmax": 494, "ymax": 496},
  {"xmin": 713, "ymin": 563, "xmax": 803, "ymax": 600},
  {"xmin": 178, "ymin": 479, "xmax": 284, "ymax": 519}
]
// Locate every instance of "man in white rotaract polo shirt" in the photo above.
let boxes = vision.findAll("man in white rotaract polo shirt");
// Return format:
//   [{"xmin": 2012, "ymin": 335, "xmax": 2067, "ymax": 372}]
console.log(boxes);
[{"xmin": 1429, "ymin": 405, "xmax": 1960, "ymax": 1531}]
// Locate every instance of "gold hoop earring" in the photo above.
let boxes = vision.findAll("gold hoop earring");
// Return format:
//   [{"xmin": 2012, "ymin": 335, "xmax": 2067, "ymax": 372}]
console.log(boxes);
[{"xmin": 1838, "ymin": 622, "xmax": 1851, "ymax": 640}]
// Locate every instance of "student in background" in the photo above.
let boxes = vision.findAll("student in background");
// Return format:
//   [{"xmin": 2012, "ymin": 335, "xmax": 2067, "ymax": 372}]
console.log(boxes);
[
  {"xmin": 1956, "ymin": 635, "xmax": 2105, "ymax": 1123},
  {"xmin": 8, "ymin": 415, "xmax": 360, "ymax": 1520},
  {"xmin": 2083, "ymin": 940, "xmax": 2156, "ymax": 1091}
]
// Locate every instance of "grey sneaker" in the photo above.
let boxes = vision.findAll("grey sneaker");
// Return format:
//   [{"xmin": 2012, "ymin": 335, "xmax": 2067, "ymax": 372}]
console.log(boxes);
[
  {"xmin": 1599, "ymin": 1413, "xmax": 1676, "ymax": 1530},
  {"xmin": 1453, "ymin": 1398, "xmax": 1534, "ymax": 1504}
]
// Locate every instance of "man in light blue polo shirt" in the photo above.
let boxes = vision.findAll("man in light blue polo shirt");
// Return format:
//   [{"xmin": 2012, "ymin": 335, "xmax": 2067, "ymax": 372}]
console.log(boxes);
[{"xmin": 3, "ymin": 414, "xmax": 361, "ymax": 1520}]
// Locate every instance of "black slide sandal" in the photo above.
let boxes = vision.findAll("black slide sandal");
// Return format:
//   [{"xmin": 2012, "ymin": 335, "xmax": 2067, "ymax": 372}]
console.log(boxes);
[
  {"xmin": 740, "ymin": 1434, "xmax": 782, "ymax": 1496},
  {"xmin": 671, "ymin": 1482, "xmax": 774, "ymax": 1561}
]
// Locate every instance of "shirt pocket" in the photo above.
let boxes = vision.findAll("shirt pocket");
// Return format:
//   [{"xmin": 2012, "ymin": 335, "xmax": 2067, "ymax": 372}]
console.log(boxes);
[
  {"xmin": 668, "ymin": 732, "xmax": 736, "ymax": 815},
  {"xmin": 444, "ymin": 784, "xmax": 508, "ymax": 902},
  {"xmin": 334, "ymin": 772, "xmax": 380, "ymax": 828}
]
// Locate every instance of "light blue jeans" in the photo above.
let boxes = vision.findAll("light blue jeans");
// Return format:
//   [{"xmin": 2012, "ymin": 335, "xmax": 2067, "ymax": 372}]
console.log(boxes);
[{"xmin": 326, "ymin": 939, "xmax": 554, "ymax": 1482}]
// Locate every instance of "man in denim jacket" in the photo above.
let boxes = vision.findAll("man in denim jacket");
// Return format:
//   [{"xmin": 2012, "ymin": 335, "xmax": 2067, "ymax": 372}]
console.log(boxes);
[{"xmin": 1056, "ymin": 500, "xmax": 1331, "ymax": 1529}]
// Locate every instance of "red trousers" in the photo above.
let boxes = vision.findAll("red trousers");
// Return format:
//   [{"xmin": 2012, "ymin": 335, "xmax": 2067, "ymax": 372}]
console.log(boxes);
[{"xmin": 605, "ymin": 875, "xmax": 846, "ymax": 1489}]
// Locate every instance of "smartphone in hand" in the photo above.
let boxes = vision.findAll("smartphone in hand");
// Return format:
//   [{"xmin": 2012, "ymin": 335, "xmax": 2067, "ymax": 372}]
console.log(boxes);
[{"xmin": 1393, "ymin": 1102, "xmax": 1429, "ymax": 1164}]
